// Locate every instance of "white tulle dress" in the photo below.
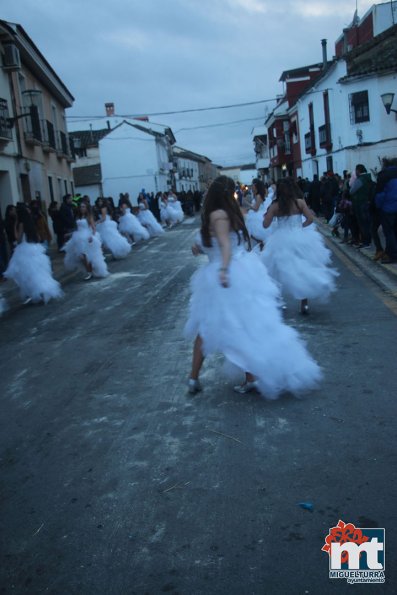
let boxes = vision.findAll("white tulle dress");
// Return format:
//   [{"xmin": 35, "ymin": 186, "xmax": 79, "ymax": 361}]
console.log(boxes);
[
  {"xmin": 4, "ymin": 239, "xmax": 63, "ymax": 303},
  {"xmin": 246, "ymin": 195, "xmax": 273, "ymax": 243},
  {"xmin": 262, "ymin": 214, "xmax": 338, "ymax": 300},
  {"xmin": 137, "ymin": 205, "xmax": 165, "ymax": 237},
  {"xmin": 159, "ymin": 200, "xmax": 171, "ymax": 225},
  {"xmin": 63, "ymin": 218, "xmax": 108, "ymax": 278},
  {"xmin": 96, "ymin": 215, "xmax": 131, "ymax": 258},
  {"xmin": 118, "ymin": 209, "xmax": 150, "ymax": 242},
  {"xmin": 167, "ymin": 197, "xmax": 184, "ymax": 224},
  {"xmin": 184, "ymin": 231, "xmax": 322, "ymax": 398}
]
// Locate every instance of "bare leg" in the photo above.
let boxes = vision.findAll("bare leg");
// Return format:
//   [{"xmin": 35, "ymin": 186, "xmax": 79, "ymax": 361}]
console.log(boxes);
[
  {"xmin": 81, "ymin": 255, "xmax": 93, "ymax": 279},
  {"xmin": 190, "ymin": 335, "xmax": 204, "ymax": 380},
  {"xmin": 234, "ymin": 371, "xmax": 258, "ymax": 393}
]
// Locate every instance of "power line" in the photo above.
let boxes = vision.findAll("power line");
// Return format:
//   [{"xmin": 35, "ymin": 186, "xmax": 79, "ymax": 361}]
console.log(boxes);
[
  {"xmin": 66, "ymin": 98, "xmax": 276, "ymax": 120},
  {"xmin": 175, "ymin": 116, "xmax": 266, "ymax": 133}
]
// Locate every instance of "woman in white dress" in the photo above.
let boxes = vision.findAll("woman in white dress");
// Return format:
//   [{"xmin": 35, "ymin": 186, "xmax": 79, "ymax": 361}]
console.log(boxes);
[
  {"xmin": 167, "ymin": 191, "xmax": 184, "ymax": 225},
  {"xmin": 96, "ymin": 199, "xmax": 131, "ymax": 259},
  {"xmin": 245, "ymin": 178, "xmax": 273, "ymax": 249},
  {"xmin": 4, "ymin": 204, "xmax": 63, "ymax": 304},
  {"xmin": 158, "ymin": 192, "xmax": 172, "ymax": 227},
  {"xmin": 63, "ymin": 202, "xmax": 108, "ymax": 280},
  {"xmin": 184, "ymin": 176, "xmax": 322, "ymax": 398},
  {"xmin": 263, "ymin": 177, "xmax": 338, "ymax": 314},
  {"xmin": 137, "ymin": 193, "xmax": 165, "ymax": 237},
  {"xmin": 118, "ymin": 201, "xmax": 150, "ymax": 243}
]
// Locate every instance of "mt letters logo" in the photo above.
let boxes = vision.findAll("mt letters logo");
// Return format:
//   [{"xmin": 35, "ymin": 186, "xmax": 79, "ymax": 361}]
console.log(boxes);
[{"xmin": 322, "ymin": 520, "xmax": 385, "ymax": 584}]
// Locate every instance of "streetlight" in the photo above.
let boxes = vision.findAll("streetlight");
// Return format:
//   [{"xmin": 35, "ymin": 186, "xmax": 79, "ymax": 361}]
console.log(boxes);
[
  {"xmin": 7, "ymin": 89, "xmax": 42, "ymax": 127},
  {"xmin": 380, "ymin": 92, "xmax": 397, "ymax": 115}
]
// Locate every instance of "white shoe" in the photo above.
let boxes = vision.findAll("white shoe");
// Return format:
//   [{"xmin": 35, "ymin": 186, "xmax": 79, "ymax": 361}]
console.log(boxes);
[
  {"xmin": 233, "ymin": 381, "xmax": 258, "ymax": 394},
  {"xmin": 188, "ymin": 379, "xmax": 202, "ymax": 394},
  {"xmin": 84, "ymin": 273, "xmax": 92, "ymax": 281}
]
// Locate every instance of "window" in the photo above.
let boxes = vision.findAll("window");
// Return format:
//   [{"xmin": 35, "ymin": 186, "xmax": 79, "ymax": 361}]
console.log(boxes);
[
  {"xmin": 349, "ymin": 91, "xmax": 370, "ymax": 124},
  {"xmin": 64, "ymin": 180, "xmax": 68, "ymax": 194},
  {"xmin": 326, "ymin": 156, "xmax": 333, "ymax": 173}
]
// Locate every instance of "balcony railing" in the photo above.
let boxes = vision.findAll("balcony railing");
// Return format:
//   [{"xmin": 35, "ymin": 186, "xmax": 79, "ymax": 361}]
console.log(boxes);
[
  {"xmin": 304, "ymin": 130, "xmax": 316, "ymax": 155},
  {"xmin": 41, "ymin": 119, "xmax": 57, "ymax": 150},
  {"xmin": 0, "ymin": 98, "xmax": 12, "ymax": 141},
  {"xmin": 304, "ymin": 132, "xmax": 312, "ymax": 152},
  {"xmin": 319, "ymin": 123, "xmax": 332, "ymax": 149}
]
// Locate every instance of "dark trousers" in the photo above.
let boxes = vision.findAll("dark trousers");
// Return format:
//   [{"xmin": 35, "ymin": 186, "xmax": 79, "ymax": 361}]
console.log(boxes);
[
  {"xmin": 370, "ymin": 209, "xmax": 383, "ymax": 252},
  {"xmin": 0, "ymin": 239, "xmax": 9, "ymax": 275},
  {"xmin": 354, "ymin": 202, "xmax": 371, "ymax": 245},
  {"xmin": 380, "ymin": 211, "xmax": 397, "ymax": 259}
]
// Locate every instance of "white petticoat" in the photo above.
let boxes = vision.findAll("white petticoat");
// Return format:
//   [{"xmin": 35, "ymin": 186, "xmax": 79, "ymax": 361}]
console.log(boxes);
[
  {"xmin": 262, "ymin": 215, "xmax": 338, "ymax": 301},
  {"xmin": 96, "ymin": 216, "xmax": 131, "ymax": 258},
  {"xmin": 118, "ymin": 210, "xmax": 150, "ymax": 242},
  {"xmin": 4, "ymin": 241, "xmax": 63, "ymax": 303},
  {"xmin": 138, "ymin": 208, "xmax": 165, "ymax": 237},
  {"xmin": 167, "ymin": 200, "xmax": 184, "ymax": 224},
  {"xmin": 63, "ymin": 219, "xmax": 108, "ymax": 278},
  {"xmin": 184, "ymin": 233, "xmax": 322, "ymax": 398}
]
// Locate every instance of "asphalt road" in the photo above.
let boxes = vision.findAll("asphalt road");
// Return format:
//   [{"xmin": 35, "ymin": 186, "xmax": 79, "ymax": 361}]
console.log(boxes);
[{"xmin": 0, "ymin": 218, "xmax": 396, "ymax": 594}]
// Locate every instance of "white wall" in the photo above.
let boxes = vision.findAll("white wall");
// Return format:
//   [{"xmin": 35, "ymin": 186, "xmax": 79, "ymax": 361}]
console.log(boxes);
[
  {"xmin": 176, "ymin": 156, "xmax": 200, "ymax": 192},
  {"xmin": 373, "ymin": 1, "xmax": 397, "ymax": 36},
  {"xmin": 298, "ymin": 59, "xmax": 397, "ymax": 179},
  {"xmin": 99, "ymin": 122, "xmax": 168, "ymax": 204},
  {"xmin": 74, "ymin": 184, "xmax": 102, "ymax": 204}
]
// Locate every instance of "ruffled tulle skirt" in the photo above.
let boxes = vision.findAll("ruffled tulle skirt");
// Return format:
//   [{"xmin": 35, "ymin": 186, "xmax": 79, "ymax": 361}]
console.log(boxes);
[
  {"xmin": 138, "ymin": 209, "xmax": 165, "ymax": 237},
  {"xmin": 4, "ymin": 242, "xmax": 63, "ymax": 303},
  {"xmin": 97, "ymin": 219, "xmax": 131, "ymax": 258},
  {"xmin": 184, "ymin": 249, "xmax": 322, "ymax": 398},
  {"xmin": 168, "ymin": 202, "xmax": 184, "ymax": 224},
  {"xmin": 262, "ymin": 223, "xmax": 338, "ymax": 300},
  {"xmin": 118, "ymin": 212, "xmax": 150, "ymax": 242},
  {"xmin": 246, "ymin": 208, "xmax": 273, "ymax": 243},
  {"xmin": 63, "ymin": 227, "xmax": 108, "ymax": 278}
]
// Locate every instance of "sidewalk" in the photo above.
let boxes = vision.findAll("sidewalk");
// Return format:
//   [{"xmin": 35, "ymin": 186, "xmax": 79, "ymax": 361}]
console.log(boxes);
[{"xmin": 316, "ymin": 217, "xmax": 397, "ymax": 295}]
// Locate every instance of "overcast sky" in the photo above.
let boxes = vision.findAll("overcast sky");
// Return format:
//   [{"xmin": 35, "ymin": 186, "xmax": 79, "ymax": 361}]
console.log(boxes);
[{"xmin": 1, "ymin": 0, "xmax": 376, "ymax": 166}]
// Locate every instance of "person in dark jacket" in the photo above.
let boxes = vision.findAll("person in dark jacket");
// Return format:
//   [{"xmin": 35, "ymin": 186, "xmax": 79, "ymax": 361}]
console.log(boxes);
[
  {"xmin": 375, "ymin": 157, "xmax": 397, "ymax": 264},
  {"xmin": 320, "ymin": 171, "xmax": 339, "ymax": 222},
  {"xmin": 48, "ymin": 201, "xmax": 64, "ymax": 251},
  {"xmin": 349, "ymin": 164, "xmax": 373, "ymax": 247},
  {"xmin": 59, "ymin": 194, "xmax": 76, "ymax": 245}
]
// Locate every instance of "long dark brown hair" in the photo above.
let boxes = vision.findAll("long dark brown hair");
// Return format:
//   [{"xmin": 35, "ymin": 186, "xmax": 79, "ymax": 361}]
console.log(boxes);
[
  {"xmin": 252, "ymin": 178, "xmax": 266, "ymax": 200},
  {"xmin": 201, "ymin": 176, "xmax": 250, "ymax": 248},
  {"xmin": 16, "ymin": 204, "xmax": 38, "ymax": 243},
  {"xmin": 276, "ymin": 177, "xmax": 303, "ymax": 216}
]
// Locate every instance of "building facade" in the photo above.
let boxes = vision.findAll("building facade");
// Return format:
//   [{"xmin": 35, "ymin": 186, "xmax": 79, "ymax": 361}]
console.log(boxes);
[{"xmin": 0, "ymin": 20, "xmax": 74, "ymax": 216}]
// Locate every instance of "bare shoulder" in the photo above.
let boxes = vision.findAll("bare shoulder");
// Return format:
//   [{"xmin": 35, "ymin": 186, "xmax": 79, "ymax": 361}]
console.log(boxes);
[
  {"xmin": 267, "ymin": 201, "xmax": 279, "ymax": 214},
  {"xmin": 296, "ymin": 198, "xmax": 307, "ymax": 207},
  {"xmin": 210, "ymin": 209, "xmax": 229, "ymax": 222}
]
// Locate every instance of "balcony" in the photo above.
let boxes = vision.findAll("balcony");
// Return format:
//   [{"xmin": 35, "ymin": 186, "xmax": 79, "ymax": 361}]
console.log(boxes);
[
  {"xmin": 41, "ymin": 120, "xmax": 57, "ymax": 152},
  {"xmin": 319, "ymin": 123, "xmax": 332, "ymax": 150},
  {"xmin": 0, "ymin": 98, "xmax": 12, "ymax": 142},
  {"xmin": 304, "ymin": 131, "xmax": 316, "ymax": 156}
]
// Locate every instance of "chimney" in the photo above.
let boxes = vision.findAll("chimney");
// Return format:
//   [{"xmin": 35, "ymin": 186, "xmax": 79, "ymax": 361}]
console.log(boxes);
[
  {"xmin": 321, "ymin": 39, "xmax": 327, "ymax": 69},
  {"xmin": 105, "ymin": 102, "xmax": 115, "ymax": 116}
]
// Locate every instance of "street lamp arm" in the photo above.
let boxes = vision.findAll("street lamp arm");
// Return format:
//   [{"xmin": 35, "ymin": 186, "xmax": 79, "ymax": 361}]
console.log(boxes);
[{"xmin": 7, "ymin": 112, "xmax": 30, "ymax": 127}]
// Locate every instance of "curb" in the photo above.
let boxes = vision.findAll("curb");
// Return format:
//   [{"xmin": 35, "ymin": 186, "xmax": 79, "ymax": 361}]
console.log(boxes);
[{"xmin": 317, "ymin": 219, "xmax": 397, "ymax": 297}]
